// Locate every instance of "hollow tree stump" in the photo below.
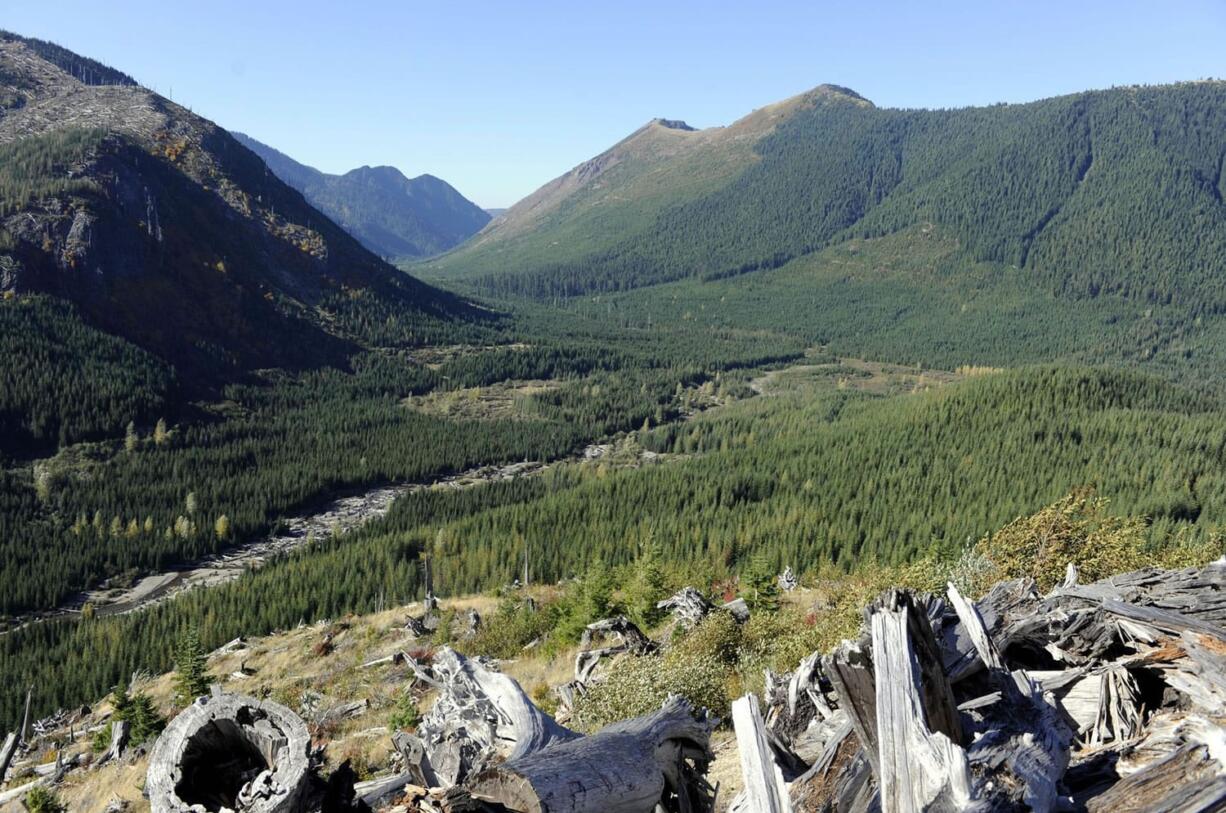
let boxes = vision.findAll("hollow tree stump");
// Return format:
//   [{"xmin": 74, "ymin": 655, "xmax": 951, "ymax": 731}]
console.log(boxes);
[{"xmin": 146, "ymin": 691, "xmax": 311, "ymax": 813}]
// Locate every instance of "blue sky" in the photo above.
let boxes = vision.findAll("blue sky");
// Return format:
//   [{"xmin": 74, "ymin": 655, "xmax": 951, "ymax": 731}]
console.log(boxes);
[{"xmin": 5, "ymin": 1, "xmax": 1225, "ymax": 207}]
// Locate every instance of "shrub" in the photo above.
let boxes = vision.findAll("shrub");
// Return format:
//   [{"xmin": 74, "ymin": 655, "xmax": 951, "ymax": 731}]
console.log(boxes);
[
  {"xmin": 570, "ymin": 650, "xmax": 729, "ymax": 732},
  {"xmin": 387, "ymin": 689, "xmax": 420, "ymax": 731},
  {"xmin": 974, "ymin": 490, "xmax": 1149, "ymax": 592},
  {"xmin": 462, "ymin": 598, "xmax": 556, "ymax": 659},
  {"xmin": 671, "ymin": 610, "xmax": 742, "ymax": 666},
  {"xmin": 22, "ymin": 786, "xmax": 65, "ymax": 813}
]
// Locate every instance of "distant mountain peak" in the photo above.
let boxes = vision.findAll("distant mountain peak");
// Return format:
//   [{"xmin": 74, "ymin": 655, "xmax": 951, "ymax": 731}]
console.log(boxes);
[
  {"xmin": 652, "ymin": 118, "xmax": 695, "ymax": 131},
  {"xmin": 804, "ymin": 84, "xmax": 873, "ymax": 107},
  {"xmin": 232, "ymin": 133, "xmax": 489, "ymax": 260}
]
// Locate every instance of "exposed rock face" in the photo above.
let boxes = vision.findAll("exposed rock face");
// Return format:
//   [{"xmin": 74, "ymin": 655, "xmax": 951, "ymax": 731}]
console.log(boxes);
[
  {"xmin": 0, "ymin": 32, "xmax": 475, "ymax": 380},
  {"xmin": 146, "ymin": 692, "xmax": 311, "ymax": 813}
]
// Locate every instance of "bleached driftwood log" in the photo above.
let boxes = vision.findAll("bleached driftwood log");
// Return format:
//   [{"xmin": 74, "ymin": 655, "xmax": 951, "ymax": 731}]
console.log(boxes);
[
  {"xmin": 465, "ymin": 695, "xmax": 716, "ymax": 813},
  {"xmin": 145, "ymin": 691, "xmax": 312, "ymax": 813},
  {"xmin": 411, "ymin": 647, "xmax": 578, "ymax": 788}
]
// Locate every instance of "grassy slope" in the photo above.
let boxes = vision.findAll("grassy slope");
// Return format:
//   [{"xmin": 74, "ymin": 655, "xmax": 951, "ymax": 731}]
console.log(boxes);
[{"xmin": 419, "ymin": 88, "xmax": 839, "ymax": 281}]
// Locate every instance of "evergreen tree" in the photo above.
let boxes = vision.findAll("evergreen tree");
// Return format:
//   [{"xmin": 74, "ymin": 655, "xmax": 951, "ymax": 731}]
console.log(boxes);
[
  {"xmin": 626, "ymin": 535, "xmax": 668, "ymax": 627},
  {"xmin": 172, "ymin": 625, "xmax": 211, "ymax": 705},
  {"xmin": 742, "ymin": 552, "xmax": 780, "ymax": 612}
]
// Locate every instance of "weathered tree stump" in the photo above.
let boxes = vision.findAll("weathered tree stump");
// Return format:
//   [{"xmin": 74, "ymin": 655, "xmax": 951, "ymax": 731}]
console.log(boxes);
[
  {"xmin": 411, "ymin": 647, "xmax": 578, "ymax": 788},
  {"xmin": 146, "ymin": 691, "xmax": 311, "ymax": 813}
]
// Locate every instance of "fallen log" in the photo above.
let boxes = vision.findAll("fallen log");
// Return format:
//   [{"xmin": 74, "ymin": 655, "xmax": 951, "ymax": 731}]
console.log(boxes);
[
  {"xmin": 574, "ymin": 616, "xmax": 656, "ymax": 684},
  {"xmin": 412, "ymin": 647, "xmax": 578, "ymax": 788},
  {"xmin": 464, "ymin": 695, "xmax": 716, "ymax": 813},
  {"xmin": 145, "ymin": 690, "xmax": 312, "ymax": 813},
  {"xmin": 315, "ymin": 699, "xmax": 369, "ymax": 727},
  {"xmin": 1085, "ymin": 720, "xmax": 1226, "ymax": 812}
]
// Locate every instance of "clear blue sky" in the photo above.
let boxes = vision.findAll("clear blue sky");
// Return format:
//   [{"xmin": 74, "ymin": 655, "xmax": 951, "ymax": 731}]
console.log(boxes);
[{"xmin": 6, "ymin": 1, "xmax": 1225, "ymax": 207}]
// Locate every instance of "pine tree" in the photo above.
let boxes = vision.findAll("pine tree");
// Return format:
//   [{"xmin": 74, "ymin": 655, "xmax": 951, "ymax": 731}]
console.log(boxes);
[
  {"xmin": 124, "ymin": 420, "xmax": 138, "ymax": 453},
  {"xmin": 173, "ymin": 625, "xmax": 211, "ymax": 705},
  {"xmin": 106, "ymin": 680, "xmax": 164, "ymax": 744}
]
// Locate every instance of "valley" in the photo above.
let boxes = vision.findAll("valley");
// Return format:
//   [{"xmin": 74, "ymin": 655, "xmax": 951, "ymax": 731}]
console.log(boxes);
[{"xmin": 2, "ymin": 16, "xmax": 1226, "ymax": 812}]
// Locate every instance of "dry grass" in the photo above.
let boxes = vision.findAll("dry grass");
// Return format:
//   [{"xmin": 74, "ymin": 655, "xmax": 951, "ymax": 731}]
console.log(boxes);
[
  {"xmin": 403, "ymin": 379, "xmax": 560, "ymax": 421},
  {"xmin": 22, "ymin": 591, "xmax": 576, "ymax": 810}
]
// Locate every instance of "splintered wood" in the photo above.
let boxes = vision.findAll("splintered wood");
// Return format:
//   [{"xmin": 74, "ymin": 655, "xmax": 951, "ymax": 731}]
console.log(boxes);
[{"xmin": 778, "ymin": 558, "xmax": 1226, "ymax": 812}]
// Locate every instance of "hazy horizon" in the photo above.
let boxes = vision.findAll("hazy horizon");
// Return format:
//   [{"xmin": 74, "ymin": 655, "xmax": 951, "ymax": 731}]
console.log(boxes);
[{"xmin": 6, "ymin": 0, "xmax": 1226, "ymax": 207}]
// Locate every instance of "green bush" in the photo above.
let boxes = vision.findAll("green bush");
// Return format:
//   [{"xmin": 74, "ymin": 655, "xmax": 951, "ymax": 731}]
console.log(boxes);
[
  {"xmin": 570, "ymin": 650, "xmax": 729, "ymax": 732},
  {"xmin": 461, "ymin": 597, "xmax": 557, "ymax": 659},
  {"xmin": 387, "ymin": 689, "xmax": 420, "ymax": 731},
  {"xmin": 22, "ymin": 786, "xmax": 66, "ymax": 813}
]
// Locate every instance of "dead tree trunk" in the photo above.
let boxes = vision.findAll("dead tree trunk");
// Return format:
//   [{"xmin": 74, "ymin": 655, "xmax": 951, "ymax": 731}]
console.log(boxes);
[
  {"xmin": 465, "ymin": 695, "xmax": 716, "ymax": 813},
  {"xmin": 19, "ymin": 686, "xmax": 32, "ymax": 746},
  {"xmin": 657, "ymin": 588, "xmax": 714, "ymax": 628},
  {"xmin": 0, "ymin": 731, "xmax": 16, "ymax": 782},
  {"xmin": 97, "ymin": 719, "xmax": 129, "ymax": 766},
  {"xmin": 411, "ymin": 647, "xmax": 578, "ymax": 788},
  {"xmin": 870, "ymin": 591, "xmax": 972, "ymax": 813},
  {"xmin": 731, "ymin": 693, "xmax": 792, "ymax": 813}
]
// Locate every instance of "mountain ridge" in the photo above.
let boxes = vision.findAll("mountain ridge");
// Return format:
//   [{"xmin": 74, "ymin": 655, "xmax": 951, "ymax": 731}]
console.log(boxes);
[
  {"xmin": 0, "ymin": 31, "xmax": 487, "ymax": 451},
  {"xmin": 426, "ymin": 79, "xmax": 1226, "ymax": 312},
  {"xmin": 233, "ymin": 131, "xmax": 489, "ymax": 260}
]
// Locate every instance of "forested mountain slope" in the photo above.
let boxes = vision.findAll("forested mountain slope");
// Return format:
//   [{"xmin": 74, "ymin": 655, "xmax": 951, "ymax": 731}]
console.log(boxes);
[
  {"xmin": 6, "ymin": 363, "xmax": 1226, "ymax": 728},
  {"xmin": 233, "ymin": 132, "xmax": 490, "ymax": 260},
  {"xmin": 427, "ymin": 81, "xmax": 1226, "ymax": 313},
  {"xmin": 0, "ymin": 31, "xmax": 486, "ymax": 454}
]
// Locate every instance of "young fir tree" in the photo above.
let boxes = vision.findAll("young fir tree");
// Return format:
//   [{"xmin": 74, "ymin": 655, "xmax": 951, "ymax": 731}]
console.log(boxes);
[
  {"xmin": 742, "ymin": 552, "xmax": 781, "ymax": 612},
  {"xmin": 104, "ymin": 681, "xmax": 164, "ymax": 745},
  {"xmin": 626, "ymin": 536, "xmax": 668, "ymax": 627},
  {"xmin": 173, "ymin": 625, "xmax": 211, "ymax": 706}
]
